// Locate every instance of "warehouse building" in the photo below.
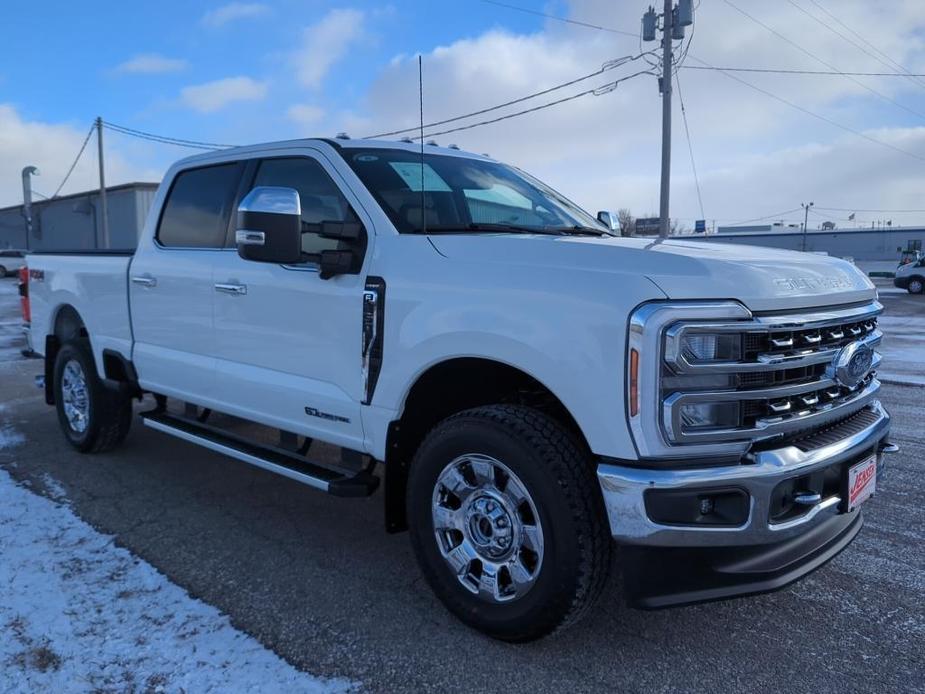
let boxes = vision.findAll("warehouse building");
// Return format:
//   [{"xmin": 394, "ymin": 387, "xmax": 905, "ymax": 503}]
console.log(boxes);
[
  {"xmin": 0, "ymin": 182, "xmax": 158, "ymax": 251},
  {"xmin": 685, "ymin": 225, "xmax": 925, "ymax": 262}
]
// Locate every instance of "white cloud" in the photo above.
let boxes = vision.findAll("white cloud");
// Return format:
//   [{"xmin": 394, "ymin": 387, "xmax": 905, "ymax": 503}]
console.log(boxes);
[
  {"xmin": 114, "ymin": 53, "xmax": 188, "ymax": 74},
  {"xmin": 180, "ymin": 77, "xmax": 268, "ymax": 113},
  {"xmin": 352, "ymin": 0, "xmax": 925, "ymax": 227},
  {"xmin": 201, "ymin": 2, "xmax": 269, "ymax": 28},
  {"xmin": 292, "ymin": 9, "xmax": 365, "ymax": 89},
  {"xmin": 0, "ymin": 105, "xmax": 159, "ymax": 208},
  {"xmin": 287, "ymin": 104, "xmax": 326, "ymax": 129}
]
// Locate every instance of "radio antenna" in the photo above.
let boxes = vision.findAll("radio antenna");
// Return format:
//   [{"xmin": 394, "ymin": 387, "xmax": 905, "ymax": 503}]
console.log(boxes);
[{"xmin": 418, "ymin": 54, "xmax": 426, "ymax": 235}]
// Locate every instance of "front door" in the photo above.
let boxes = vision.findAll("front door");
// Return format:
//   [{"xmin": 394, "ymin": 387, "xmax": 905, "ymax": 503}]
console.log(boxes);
[
  {"xmin": 130, "ymin": 162, "xmax": 243, "ymax": 403},
  {"xmin": 210, "ymin": 153, "xmax": 371, "ymax": 451}
]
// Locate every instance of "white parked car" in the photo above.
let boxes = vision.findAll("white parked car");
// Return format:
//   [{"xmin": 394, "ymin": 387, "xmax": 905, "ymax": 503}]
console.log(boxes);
[
  {"xmin": 894, "ymin": 254, "xmax": 925, "ymax": 294},
  {"xmin": 25, "ymin": 137, "xmax": 895, "ymax": 640}
]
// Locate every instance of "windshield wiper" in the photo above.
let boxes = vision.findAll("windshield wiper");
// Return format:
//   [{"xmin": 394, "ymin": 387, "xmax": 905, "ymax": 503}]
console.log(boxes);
[
  {"xmin": 413, "ymin": 223, "xmax": 567, "ymax": 236},
  {"xmin": 546, "ymin": 225, "xmax": 613, "ymax": 237}
]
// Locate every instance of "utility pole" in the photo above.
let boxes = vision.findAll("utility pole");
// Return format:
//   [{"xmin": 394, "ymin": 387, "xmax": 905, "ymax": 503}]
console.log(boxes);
[
  {"xmin": 96, "ymin": 117, "xmax": 110, "ymax": 249},
  {"xmin": 658, "ymin": 0, "xmax": 673, "ymax": 238},
  {"xmin": 801, "ymin": 201, "xmax": 814, "ymax": 251},
  {"xmin": 643, "ymin": 1, "xmax": 692, "ymax": 238}
]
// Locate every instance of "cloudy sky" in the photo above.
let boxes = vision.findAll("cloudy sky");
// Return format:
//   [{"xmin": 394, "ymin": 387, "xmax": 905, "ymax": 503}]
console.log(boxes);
[{"xmin": 2, "ymin": 0, "xmax": 925, "ymax": 228}]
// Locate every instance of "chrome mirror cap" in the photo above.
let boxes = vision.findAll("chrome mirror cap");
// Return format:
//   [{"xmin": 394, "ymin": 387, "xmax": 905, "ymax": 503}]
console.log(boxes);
[{"xmin": 238, "ymin": 186, "xmax": 301, "ymax": 216}]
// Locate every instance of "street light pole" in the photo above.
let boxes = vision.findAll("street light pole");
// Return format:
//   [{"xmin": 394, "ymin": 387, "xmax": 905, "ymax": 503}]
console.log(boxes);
[{"xmin": 801, "ymin": 201, "xmax": 814, "ymax": 252}]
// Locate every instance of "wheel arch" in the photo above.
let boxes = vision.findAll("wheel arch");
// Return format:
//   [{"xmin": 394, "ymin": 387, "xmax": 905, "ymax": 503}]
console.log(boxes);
[
  {"xmin": 383, "ymin": 356, "xmax": 589, "ymax": 533},
  {"xmin": 43, "ymin": 304, "xmax": 89, "ymax": 405}
]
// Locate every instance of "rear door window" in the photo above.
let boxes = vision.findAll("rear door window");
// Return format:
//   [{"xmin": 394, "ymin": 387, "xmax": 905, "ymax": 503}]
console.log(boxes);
[{"xmin": 157, "ymin": 163, "xmax": 242, "ymax": 248}]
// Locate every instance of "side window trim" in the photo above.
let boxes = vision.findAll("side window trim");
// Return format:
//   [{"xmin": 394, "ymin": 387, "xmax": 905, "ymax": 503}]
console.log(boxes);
[{"xmin": 155, "ymin": 161, "xmax": 244, "ymax": 250}]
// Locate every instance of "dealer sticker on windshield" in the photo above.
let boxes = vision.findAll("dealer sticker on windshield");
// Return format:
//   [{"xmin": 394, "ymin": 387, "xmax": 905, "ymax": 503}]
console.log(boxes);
[{"xmin": 847, "ymin": 455, "xmax": 877, "ymax": 512}]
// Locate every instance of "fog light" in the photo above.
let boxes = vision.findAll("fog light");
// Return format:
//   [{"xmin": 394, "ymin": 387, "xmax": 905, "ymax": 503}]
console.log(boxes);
[
  {"xmin": 679, "ymin": 402, "xmax": 741, "ymax": 430},
  {"xmin": 682, "ymin": 333, "xmax": 741, "ymax": 362},
  {"xmin": 645, "ymin": 488, "xmax": 749, "ymax": 526}
]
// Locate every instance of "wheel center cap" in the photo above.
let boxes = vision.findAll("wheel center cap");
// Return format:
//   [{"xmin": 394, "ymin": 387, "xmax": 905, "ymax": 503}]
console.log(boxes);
[{"xmin": 465, "ymin": 495, "xmax": 515, "ymax": 559}]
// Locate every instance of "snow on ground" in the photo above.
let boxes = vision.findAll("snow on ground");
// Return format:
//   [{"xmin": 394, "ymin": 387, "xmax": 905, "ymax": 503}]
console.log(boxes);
[
  {"xmin": 0, "ymin": 405, "xmax": 25, "ymax": 450},
  {"xmin": 0, "ymin": 426, "xmax": 354, "ymax": 693}
]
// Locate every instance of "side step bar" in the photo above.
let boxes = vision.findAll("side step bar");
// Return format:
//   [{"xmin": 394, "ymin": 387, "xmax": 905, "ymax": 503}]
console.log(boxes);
[{"xmin": 140, "ymin": 411, "xmax": 379, "ymax": 497}]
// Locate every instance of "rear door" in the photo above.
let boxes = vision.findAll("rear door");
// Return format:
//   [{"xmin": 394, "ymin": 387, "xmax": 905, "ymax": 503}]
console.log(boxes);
[
  {"xmin": 210, "ymin": 152, "xmax": 371, "ymax": 450},
  {"xmin": 130, "ymin": 162, "xmax": 243, "ymax": 403}
]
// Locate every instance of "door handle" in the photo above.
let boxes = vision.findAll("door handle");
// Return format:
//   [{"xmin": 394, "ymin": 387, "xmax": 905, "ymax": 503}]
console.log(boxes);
[
  {"xmin": 214, "ymin": 283, "xmax": 247, "ymax": 295},
  {"xmin": 131, "ymin": 275, "xmax": 157, "ymax": 287}
]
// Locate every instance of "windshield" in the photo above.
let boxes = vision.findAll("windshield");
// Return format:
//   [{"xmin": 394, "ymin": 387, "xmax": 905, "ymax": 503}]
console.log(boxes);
[{"xmin": 341, "ymin": 148, "xmax": 608, "ymax": 235}]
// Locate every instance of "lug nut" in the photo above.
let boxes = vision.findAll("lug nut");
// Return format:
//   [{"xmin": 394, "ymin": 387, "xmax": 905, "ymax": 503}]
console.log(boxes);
[{"xmin": 496, "ymin": 518, "xmax": 508, "ymax": 528}]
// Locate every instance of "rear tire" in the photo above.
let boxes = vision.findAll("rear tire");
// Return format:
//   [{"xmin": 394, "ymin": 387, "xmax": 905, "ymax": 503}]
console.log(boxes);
[
  {"xmin": 909, "ymin": 277, "xmax": 924, "ymax": 294},
  {"xmin": 54, "ymin": 339, "xmax": 132, "ymax": 453},
  {"xmin": 0, "ymin": 265, "xmax": 7, "ymax": 277},
  {"xmin": 407, "ymin": 405, "xmax": 611, "ymax": 642}
]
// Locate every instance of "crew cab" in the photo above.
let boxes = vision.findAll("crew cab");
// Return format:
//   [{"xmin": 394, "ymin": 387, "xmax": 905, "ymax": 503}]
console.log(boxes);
[{"xmin": 26, "ymin": 137, "xmax": 896, "ymax": 641}]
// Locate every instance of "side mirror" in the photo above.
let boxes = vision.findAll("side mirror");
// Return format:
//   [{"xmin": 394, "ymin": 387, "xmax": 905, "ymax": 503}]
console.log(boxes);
[
  {"xmin": 597, "ymin": 210, "xmax": 617, "ymax": 231},
  {"xmin": 235, "ymin": 187, "xmax": 303, "ymax": 264}
]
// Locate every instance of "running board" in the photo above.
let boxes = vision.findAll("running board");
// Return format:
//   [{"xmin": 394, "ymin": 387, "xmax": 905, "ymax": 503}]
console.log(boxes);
[{"xmin": 140, "ymin": 411, "xmax": 379, "ymax": 497}]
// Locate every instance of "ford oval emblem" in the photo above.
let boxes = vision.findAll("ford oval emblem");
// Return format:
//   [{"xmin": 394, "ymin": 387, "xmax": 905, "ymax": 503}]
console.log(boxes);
[{"xmin": 828, "ymin": 341, "xmax": 874, "ymax": 388}]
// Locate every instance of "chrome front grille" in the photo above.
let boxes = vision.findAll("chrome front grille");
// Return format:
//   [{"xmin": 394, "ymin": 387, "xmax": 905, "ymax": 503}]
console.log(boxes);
[
  {"xmin": 749, "ymin": 316, "xmax": 878, "ymax": 362},
  {"xmin": 627, "ymin": 299, "xmax": 884, "ymax": 460}
]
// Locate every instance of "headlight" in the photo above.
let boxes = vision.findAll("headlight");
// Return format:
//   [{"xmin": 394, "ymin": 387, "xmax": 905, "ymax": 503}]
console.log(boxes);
[
  {"xmin": 681, "ymin": 333, "xmax": 742, "ymax": 362},
  {"xmin": 679, "ymin": 402, "xmax": 741, "ymax": 430}
]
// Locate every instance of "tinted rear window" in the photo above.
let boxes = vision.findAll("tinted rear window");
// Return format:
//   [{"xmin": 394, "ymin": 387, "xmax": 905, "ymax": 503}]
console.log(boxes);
[{"xmin": 157, "ymin": 163, "xmax": 241, "ymax": 248}]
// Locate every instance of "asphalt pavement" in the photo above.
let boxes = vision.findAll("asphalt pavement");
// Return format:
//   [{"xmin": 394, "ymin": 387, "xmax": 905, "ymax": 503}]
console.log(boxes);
[{"xmin": 0, "ymin": 277, "xmax": 922, "ymax": 693}]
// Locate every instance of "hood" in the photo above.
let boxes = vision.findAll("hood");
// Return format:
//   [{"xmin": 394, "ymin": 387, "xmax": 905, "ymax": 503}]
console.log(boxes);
[{"xmin": 428, "ymin": 234, "xmax": 876, "ymax": 312}]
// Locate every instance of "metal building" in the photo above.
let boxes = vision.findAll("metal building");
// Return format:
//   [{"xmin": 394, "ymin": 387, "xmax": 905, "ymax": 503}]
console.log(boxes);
[
  {"xmin": 685, "ymin": 226, "xmax": 925, "ymax": 262},
  {"xmin": 0, "ymin": 182, "xmax": 158, "ymax": 251}
]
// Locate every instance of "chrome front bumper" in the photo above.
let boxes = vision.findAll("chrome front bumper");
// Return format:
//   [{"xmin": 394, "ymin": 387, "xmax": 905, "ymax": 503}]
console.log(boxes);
[{"xmin": 598, "ymin": 401, "xmax": 895, "ymax": 547}]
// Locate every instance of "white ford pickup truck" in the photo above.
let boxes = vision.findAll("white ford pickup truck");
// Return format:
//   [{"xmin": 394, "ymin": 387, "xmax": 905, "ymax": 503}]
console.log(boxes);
[{"xmin": 26, "ymin": 137, "xmax": 896, "ymax": 641}]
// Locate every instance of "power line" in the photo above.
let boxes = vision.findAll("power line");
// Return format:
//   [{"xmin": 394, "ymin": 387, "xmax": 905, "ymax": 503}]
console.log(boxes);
[
  {"xmin": 801, "ymin": 0, "xmax": 925, "ymax": 92},
  {"xmin": 815, "ymin": 205, "xmax": 925, "ymax": 213},
  {"xmin": 688, "ymin": 55, "xmax": 925, "ymax": 163},
  {"xmin": 367, "ymin": 52, "xmax": 652, "ymax": 138},
  {"xmin": 727, "ymin": 208, "xmax": 803, "ymax": 226},
  {"xmin": 103, "ymin": 121, "xmax": 235, "ymax": 150},
  {"xmin": 477, "ymin": 0, "xmax": 638, "ymax": 37},
  {"xmin": 722, "ymin": 0, "xmax": 925, "ymax": 123},
  {"xmin": 419, "ymin": 70, "xmax": 653, "ymax": 139},
  {"xmin": 52, "ymin": 123, "xmax": 95, "ymax": 198},
  {"xmin": 675, "ymin": 72, "xmax": 704, "ymax": 219},
  {"xmin": 681, "ymin": 65, "xmax": 925, "ymax": 78}
]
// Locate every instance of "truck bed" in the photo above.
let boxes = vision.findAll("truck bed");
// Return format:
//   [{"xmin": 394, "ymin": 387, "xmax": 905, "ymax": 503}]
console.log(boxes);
[{"xmin": 27, "ymin": 251, "xmax": 134, "ymax": 374}]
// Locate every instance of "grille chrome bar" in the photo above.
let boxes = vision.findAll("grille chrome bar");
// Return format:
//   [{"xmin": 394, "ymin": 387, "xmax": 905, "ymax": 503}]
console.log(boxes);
[
  {"xmin": 663, "ymin": 378, "xmax": 880, "ymax": 444},
  {"xmin": 664, "ymin": 300, "xmax": 882, "ymax": 375}
]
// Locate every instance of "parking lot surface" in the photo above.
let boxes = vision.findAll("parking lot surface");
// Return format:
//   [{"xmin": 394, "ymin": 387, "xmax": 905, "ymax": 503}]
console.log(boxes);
[{"xmin": 0, "ymin": 276, "xmax": 922, "ymax": 692}]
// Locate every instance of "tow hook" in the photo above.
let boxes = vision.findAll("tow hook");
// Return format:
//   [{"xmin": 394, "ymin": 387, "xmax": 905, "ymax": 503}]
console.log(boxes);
[
  {"xmin": 792, "ymin": 491, "xmax": 823, "ymax": 507},
  {"xmin": 879, "ymin": 442, "xmax": 899, "ymax": 455}
]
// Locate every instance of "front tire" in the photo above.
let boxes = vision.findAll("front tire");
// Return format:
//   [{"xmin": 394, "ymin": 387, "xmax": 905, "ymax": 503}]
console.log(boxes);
[
  {"xmin": 407, "ymin": 405, "xmax": 611, "ymax": 642},
  {"xmin": 54, "ymin": 339, "xmax": 132, "ymax": 453}
]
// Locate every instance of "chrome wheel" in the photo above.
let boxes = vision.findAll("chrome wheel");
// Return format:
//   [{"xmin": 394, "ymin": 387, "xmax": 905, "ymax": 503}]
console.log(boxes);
[
  {"xmin": 432, "ymin": 454, "xmax": 544, "ymax": 603},
  {"xmin": 61, "ymin": 359, "xmax": 90, "ymax": 434}
]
